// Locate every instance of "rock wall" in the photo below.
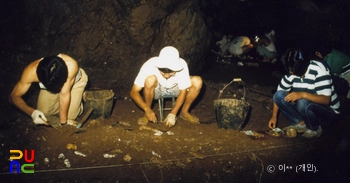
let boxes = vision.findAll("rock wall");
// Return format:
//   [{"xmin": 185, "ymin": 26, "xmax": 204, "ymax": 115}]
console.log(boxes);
[
  {"xmin": 13, "ymin": 0, "xmax": 211, "ymax": 84},
  {"xmin": 2, "ymin": 0, "xmax": 350, "ymax": 85}
]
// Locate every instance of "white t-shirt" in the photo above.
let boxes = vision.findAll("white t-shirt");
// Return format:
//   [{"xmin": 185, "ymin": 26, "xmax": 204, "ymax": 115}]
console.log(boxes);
[
  {"xmin": 264, "ymin": 33, "xmax": 277, "ymax": 52},
  {"xmin": 134, "ymin": 57, "xmax": 191, "ymax": 90}
]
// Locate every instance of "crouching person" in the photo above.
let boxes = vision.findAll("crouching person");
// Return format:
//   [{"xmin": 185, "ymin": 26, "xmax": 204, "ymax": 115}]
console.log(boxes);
[
  {"xmin": 130, "ymin": 46, "xmax": 202, "ymax": 127},
  {"xmin": 10, "ymin": 54, "xmax": 88, "ymax": 126},
  {"xmin": 268, "ymin": 48, "xmax": 340, "ymax": 138}
]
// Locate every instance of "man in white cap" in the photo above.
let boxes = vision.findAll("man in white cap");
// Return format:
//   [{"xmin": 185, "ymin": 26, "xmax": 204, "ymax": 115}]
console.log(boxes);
[{"xmin": 130, "ymin": 46, "xmax": 203, "ymax": 127}]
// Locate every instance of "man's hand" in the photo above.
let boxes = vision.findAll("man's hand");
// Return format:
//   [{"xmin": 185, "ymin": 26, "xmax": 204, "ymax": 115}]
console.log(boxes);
[
  {"xmin": 285, "ymin": 92, "xmax": 304, "ymax": 103},
  {"xmin": 268, "ymin": 117, "xmax": 277, "ymax": 130},
  {"xmin": 31, "ymin": 110, "xmax": 48, "ymax": 125},
  {"xmin": 164, "ymin": 113, "xmax": 176, "ymax": 127},
  {"xmin": 145, "ymin": 108, "xmax": 157, "ymax": 123}
]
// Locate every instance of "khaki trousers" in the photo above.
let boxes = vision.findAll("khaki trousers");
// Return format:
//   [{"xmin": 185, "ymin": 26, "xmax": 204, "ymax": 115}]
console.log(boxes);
[{"xmin": 37, "ymin": 68, "xmax": 88, "ymax": 120}]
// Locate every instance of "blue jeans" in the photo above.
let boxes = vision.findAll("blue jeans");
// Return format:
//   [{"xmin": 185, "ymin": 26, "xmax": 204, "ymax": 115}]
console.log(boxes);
[{"xmin": 273, "ymin": 91, "xmax": 337, "ymax": 131}]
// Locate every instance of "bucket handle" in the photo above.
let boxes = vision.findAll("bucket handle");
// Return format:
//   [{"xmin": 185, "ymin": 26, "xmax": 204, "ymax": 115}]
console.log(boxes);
[{"xmin": 218, "ymin": 78, "xmax": 246, "ymax": 100}]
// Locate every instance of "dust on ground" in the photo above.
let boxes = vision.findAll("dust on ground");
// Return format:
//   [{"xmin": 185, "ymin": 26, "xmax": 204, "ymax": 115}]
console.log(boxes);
[{"xmin": 1, "ymin": 57, "xmax": 350, "ymax": 182}]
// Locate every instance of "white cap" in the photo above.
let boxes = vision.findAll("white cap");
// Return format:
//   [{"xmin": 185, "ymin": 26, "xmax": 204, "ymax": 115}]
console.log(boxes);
[{"xmin": 154, "ymin": 46, "xmax": 183, "ymax": 71}]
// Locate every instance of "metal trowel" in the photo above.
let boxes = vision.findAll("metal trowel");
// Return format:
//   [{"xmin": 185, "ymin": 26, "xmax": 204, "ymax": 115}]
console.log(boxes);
[
  {"xmin": 45, "ymin": 116, "xmax": 68, "ymax": 133},
  {"xmin": 40, "ymin": 116, "xmax": 59, "ymax": 131}
]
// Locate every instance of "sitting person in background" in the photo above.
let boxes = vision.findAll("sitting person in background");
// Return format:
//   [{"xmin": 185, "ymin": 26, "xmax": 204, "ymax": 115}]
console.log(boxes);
[
  {"xmin": 130, "ymin": 46, "xmax": 203, "ymax": 127},
  {"xmin": 214, "ymin": 33, "xmax": 234, "ymax": 57},
  {"xmin": 268, "ymin": 48, "xmax": 340, "ymax": 139},
  {"xmin": 315, "ymin": 46, "xmax": 350, "ymax": 97},
  {"xmin": 316, "ymin": 46, "xmax": 350, "ymax": 76},
  {"xmin": 227, "ymin": 36, "xmax": 254, "ymax": 59},
  {"xmin": 211, "ymin": 34, "xmax": 254, "ymax": 60},
  {"xmin": 255, "ymin": 29, "xmax": 277, "ymax": 63}
]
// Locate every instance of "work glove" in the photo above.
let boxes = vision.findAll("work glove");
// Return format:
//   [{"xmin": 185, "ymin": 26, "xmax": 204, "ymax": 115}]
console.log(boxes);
[
  {"xmin": 67, "ymin": 119, "xmax": 78, "ymax": 127},
  {"xmin": 164, "ymin": 113, "xmax": 176, "ymax": 127},
  {"xmin": 31, "ymin": 110, "xmax": 47, "ymax": 125}
]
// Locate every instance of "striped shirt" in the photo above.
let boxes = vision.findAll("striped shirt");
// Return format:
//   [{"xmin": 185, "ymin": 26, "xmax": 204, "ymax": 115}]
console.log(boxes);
[
  {"xmin": 277, "ymin": 60, "xmax": 340, "ymax": 114},
  {"xmin": 340, "ymin": 62, "xmax": 350, "ymax": 80}
]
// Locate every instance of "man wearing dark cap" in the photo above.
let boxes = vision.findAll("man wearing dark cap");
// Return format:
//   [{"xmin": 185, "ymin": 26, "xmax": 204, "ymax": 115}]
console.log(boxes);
[{"xmin": 130, "ymin": 46, "xmax": 202, "ymax": 127}]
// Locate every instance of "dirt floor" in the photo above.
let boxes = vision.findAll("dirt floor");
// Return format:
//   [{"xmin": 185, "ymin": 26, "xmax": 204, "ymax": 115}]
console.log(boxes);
[{"xmin": 1, "ymin": 55, "xmax": 350, "ymax": 182}]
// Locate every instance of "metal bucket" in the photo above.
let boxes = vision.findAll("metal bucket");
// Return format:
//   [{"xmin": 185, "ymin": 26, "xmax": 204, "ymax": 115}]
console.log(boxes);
[
  {"xmin": 85, "ymin": 90, "xmax": 115, "ymax": 119},
  {"xmin": 214, "ymin": 98, "xmax": 250, "ymax": 130},
  {"xmin": 214, "ymin": 78, "xmax": 250, "ymax": 130}
]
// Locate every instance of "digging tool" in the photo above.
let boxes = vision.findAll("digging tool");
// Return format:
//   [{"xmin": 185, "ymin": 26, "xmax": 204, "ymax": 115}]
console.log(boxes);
[
  {"xmin": 39, "ymin": 115, "xmax": 60, "ymax": 131},
  {"xmin": 76, "ymin": 103, "xmax": 94, "ymax": 128}
]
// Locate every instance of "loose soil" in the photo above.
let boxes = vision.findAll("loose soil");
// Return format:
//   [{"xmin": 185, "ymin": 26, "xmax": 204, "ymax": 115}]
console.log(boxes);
[{"xmin": 1, "ymin": 56, "xmax": 350, "ymax": 182}]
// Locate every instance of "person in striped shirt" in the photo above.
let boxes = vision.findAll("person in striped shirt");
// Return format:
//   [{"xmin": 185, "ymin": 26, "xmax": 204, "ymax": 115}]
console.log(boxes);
[{"xmin": 268, "ymin": 48, "xmax": 340, "ymax": 139}]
